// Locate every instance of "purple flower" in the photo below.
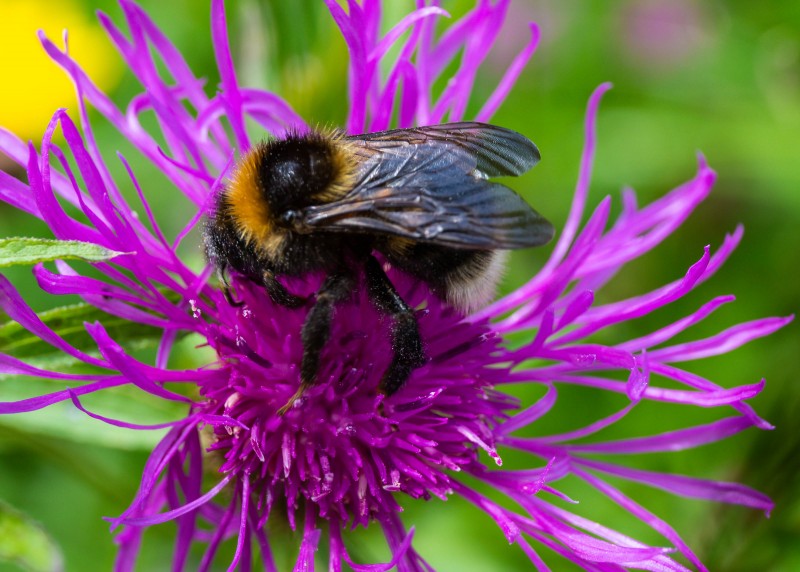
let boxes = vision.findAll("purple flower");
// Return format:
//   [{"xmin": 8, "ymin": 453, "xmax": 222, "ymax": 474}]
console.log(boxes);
[{"xmin": 0, "ymin": 1, "xmax": 790, "ymax": 570}]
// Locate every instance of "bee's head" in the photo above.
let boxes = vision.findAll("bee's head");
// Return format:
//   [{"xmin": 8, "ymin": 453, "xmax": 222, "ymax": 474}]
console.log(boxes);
[{"xmin": 220, "ymin": 130, "xmax": 353, "ymax": 246}]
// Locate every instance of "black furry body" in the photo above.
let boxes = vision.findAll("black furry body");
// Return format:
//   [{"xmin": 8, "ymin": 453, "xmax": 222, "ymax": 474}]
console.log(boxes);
[
  {"xmin": 205, "ymin": 199, "xmax": 490, "ymax": 398},
  {"xmin": 204, "ymin": 123, "xmax": 552, "ymax": 412},
  {"xmin": 205, "ymin": 206, "xmax": 495, "ymax": 304}
]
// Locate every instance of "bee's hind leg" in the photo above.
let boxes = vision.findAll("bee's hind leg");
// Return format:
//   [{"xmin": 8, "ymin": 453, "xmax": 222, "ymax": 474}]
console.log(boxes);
[
  {"xmin": 364, "ymin": 256, "xmax": 426, "ymax": 396},
  {"xmin": 277, "ymin": 270, "xmax": 356, "ymax": 414}
]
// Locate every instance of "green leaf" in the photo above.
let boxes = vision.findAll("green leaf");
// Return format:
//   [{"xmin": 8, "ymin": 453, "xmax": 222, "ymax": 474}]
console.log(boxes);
[
  {"xmin": 0, "ymin": 302, "xmax": 165, "ymax": 367},
  {"xmin": 0, "ymin": 237, "xmax": 128, "ymax": 268},
  {"xmin": 0, "ymin": 500, "xmax": 63, "ymax": 572},
  {"xmin": 0, "ymin": 291, "xmax": 202, "ymax": 448}
]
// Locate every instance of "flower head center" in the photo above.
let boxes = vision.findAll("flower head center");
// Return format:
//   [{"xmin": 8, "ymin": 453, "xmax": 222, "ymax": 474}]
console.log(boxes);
[{"xmin": 198, "ymin": 273, "xmax": 514, "ymax": 522}]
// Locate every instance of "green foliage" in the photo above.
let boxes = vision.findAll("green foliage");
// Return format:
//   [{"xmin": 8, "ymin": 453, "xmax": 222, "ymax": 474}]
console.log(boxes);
[
  {"xmin": 0, "ymin": 301, "xmax": 164, "ymax": 367},
  {"xmin": 0, "ymin": 238, "xmax": 126, "ymax": 268},
  {"xmin": 0, "ymin": 501, "xmax": 63, "ymax": 572}
]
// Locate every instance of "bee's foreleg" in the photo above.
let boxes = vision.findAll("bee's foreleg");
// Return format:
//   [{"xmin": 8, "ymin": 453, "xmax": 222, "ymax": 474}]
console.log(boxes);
[
  {"xmin": 217, "ymin": 268, "xmax": 244, "ymax": 307},
  {"xmin": 277, "ymin": 270, "xmax": 355, "ymax": 414},
  {"xmin": 222, "ymin": 286, "xmax": 244, "ymax": 307},
  {"xmin": 365, "ymin": 256, "xmax": 426, "ymax": 396},
  {"xmin": 262, "ymin": 270, "xmax": 307, "ymax": 308}
]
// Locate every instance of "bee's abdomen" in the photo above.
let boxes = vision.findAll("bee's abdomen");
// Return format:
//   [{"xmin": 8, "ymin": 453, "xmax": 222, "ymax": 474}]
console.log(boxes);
[{"xmin": 381, "ymin": 240, "xmax": 506, "ymax": 314}]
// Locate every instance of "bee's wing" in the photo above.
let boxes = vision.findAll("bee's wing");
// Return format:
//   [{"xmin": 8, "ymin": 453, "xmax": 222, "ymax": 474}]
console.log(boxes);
[
  {"xmin": 299, "ymin": 124, "xmax": 554, "ymax": 250},
  {"xmin": 347, "ymin": 122, "xmax": 541, "ymax": 177}
]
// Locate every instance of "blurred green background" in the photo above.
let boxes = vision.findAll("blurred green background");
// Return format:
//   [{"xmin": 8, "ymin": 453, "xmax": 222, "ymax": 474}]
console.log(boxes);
[{"xmin": 0, "ymin": 0, "xmax": 797, "ymax": 570}]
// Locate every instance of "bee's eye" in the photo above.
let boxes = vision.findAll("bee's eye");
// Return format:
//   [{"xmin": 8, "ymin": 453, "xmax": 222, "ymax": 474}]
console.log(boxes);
[{"xmin": 281, "ymin": 210, "xmax": 299, "ymax": 226}]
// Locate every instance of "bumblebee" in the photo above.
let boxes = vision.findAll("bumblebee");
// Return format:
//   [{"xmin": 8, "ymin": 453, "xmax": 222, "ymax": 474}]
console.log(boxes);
[{"xmin": 204, "ymin": 122, "xmax": 554, "ymax": 413}]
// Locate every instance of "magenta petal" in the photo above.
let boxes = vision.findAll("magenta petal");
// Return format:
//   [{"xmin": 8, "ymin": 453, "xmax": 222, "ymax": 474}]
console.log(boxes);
[
  {"xmin": 619, "ymin": 295, "xmax": 736, "ymax": 351},
  {"xmin": 114, "ymin": 474, "xmax": 233, "ymax": 527},
  {"xmin": 85, "ymin": 322, "xmax": 193, "ymax": 403},
  {"xmin": 370, "ymin": 7, "xmax": 447, "ymax": 64},
  {"xmin": 565, "ymin": 416, "xmax": 759, "ymax": 454},
  {"xmin": 209, "ymin": 0, "xmax": 248, "ymax": 150},
  {"xmin": 579, "ymin": 460, "xmax": 773, "ymax": 512},
  {"xmin": 111, "ymin": 423, "xmax": 205, "ymax": 529},
  {"xmin": 0, "ymin": 275, "xmax": 109, "ymax": 369},
  {"xmin": 325, "ymin": 0, "xmax": 367, "ymax": 134},
  {"xmin": 229, "ymin": 477, "xmax": 251, "ymax": 572},
  {"xmin": 650, "ymin": 316, "xmax": 793, "ymax": 362},
  {"xmin": 544, "ymin": 83, "xmax": 613, "ymax": 275},
  {"xmin": 477, "ymin": 22, "xmax": 541, "ymax": 122},
  {"xmin": 29, "ymin": 132, "xmax": 103, "ymax": 244},
  {"xmin": 558, "ymin": 246, "xmax": 713, "ymax": 345},
  {"xmin": 32, "ymin": 266, "xmax": 175, "ymax": 328},
  {"xmin": 293, "ymin": 505, "xmax": 322, "ymax": 572},
  {"xmin": 536, "ymin": 403, "xmax": 636, "ymax": 444},
  {"xmin": 198, "ymin": 501, "xmax": 239, "ymax": 572},
  {"xmin": 498, "ymin": 384, "xmax": 557, "ymax": 436},
  {"xmin": 0, "ymin": 375, "xmax": 124, "ymax": 414},
  {"xmin": 344, "ymin": 524, "xmax": 416, "ymax": 572},
  {"xmin": 0, "ymin": 164, "xmax": 39, "ymax": 215},
  {"xmin": 67, "ymin": 388, "xmax": 193, "ymax": 430},
  {"xmin": 543, "ymin": 476, "xmax": 704, "ymax": 571}
]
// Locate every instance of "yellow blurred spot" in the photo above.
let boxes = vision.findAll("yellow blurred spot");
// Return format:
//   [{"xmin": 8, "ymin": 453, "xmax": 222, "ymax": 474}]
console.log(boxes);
[{"xmin": 0, "ymin": 0, "xmax": 122, "ymax": 138}]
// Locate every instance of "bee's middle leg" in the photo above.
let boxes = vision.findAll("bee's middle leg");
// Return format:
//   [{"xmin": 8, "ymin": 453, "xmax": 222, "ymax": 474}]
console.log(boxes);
[
  {"xmin": 278, "ymin": 270, "xmax": 355, "ymax": 414},
  {"xmin": 365, "ymin": 256, "xmax": 426, "ymax": 396}
]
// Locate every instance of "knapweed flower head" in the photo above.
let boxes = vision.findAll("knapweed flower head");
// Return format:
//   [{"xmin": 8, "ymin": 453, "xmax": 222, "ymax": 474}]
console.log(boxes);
[{"xmin": 0, "ymin": 1, "xmax": 790, "ymax": 570}]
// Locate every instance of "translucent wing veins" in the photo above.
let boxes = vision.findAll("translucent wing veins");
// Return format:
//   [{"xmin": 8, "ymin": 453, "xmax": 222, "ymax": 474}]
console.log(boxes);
[{"xmin": 300, "ymin": 123, "xmax": 553, "ymax": 250}]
